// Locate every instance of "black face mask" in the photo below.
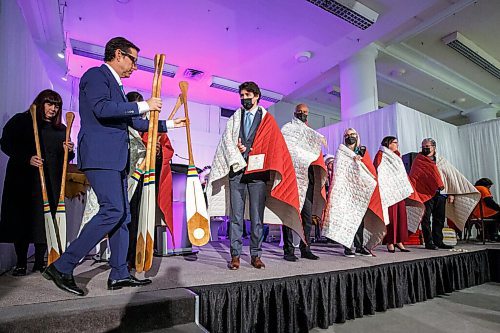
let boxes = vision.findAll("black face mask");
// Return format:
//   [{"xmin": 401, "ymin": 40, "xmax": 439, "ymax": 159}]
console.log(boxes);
[
  {"xmin": 422, "ymin": 147, "xmax": 432, "ymax": 156},
  {"xmin": 241, "ymin": 98, "xmax": 254, "ymax": 110},
  {"xmin": 294, "ymin": 112, "xmax": 308, "ymax": 123},
  {"xmin": 345, "ymin": 136, "xmax": 357, "ymax": 146}
]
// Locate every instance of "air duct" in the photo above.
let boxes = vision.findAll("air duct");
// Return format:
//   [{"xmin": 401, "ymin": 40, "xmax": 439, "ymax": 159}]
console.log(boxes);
[
  {"xmin": 210, "ymin": 76, "xmax": 283, "ymax": 103},
  {"xmin": 306, "ymin": 0, "xmax": 379, "ymax": 30}
]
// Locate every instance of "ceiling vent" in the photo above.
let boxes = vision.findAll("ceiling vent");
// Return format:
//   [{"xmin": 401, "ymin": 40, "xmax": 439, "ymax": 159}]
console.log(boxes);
[
  {"xmin": 183, "ymin": 68, "xmax": 205, "ymax": 80},
  {"xmin": 70, "ymin": 39, "xmax": 179, "ymax": 77},
  {"xmin": 210, "ymin": 76, "xmax": 283, "ymax": 104},
  {"xmin": 306, "ymin": 0, "xmax": 379, "ymax": 30},
  {"xmin": 442, "ymin": 31, "xmax": 500, "ymax": 80}
]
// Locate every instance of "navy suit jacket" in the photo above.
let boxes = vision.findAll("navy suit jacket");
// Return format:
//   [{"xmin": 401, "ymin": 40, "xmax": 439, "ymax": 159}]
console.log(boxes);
[{"xmin": 77, "ymin": 64, "xmax": 168, "ymax": 171}]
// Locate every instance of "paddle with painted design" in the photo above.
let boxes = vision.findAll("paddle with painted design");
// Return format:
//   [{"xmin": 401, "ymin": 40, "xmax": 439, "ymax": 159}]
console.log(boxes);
[
  {"xmin": 30, "ymin": 105, "xmax": 61, "ymax": 265},
  {"xmin": 179, "ymin": 81, "xmax": 210, "ymax": 246},
  {"xmin": 54, "ymin": 112, "xmax": 75, "ymax": 252},
  {"xmin": 136, "ymin": 53, "xmax": 165, "ymax": 272}
]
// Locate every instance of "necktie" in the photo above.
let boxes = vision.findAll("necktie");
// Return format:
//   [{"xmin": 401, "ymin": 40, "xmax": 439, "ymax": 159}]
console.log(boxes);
[
  {"xmin": 119, "ymin": 85, "xmax": 126, "ymax": 98},
  {"xmin": 244, "ymin": 112, "xmax": 253, "ymax": 137}
]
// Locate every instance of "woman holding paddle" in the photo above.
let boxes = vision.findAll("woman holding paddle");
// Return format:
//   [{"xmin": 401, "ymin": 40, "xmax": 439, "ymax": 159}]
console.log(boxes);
[{"xmin": 0, "ymin": 89, "xmax": 74, "ymax": 276}]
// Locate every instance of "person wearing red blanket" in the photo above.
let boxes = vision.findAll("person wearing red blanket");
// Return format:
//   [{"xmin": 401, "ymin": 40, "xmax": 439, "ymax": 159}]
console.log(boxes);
[
  {"xmin": 373, "ymin": 136, "xmax": 410, "ymax": 253},
  {"xmin": 473, "ymin": 178, "xmax": 499, "ymax": 241},
  {"xmin": 409, "ymin": 138, "xmax": 453, "ymax": 250}
]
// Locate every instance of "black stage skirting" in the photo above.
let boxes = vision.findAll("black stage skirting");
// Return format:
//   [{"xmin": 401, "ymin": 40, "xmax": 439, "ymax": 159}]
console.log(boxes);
[{"xmin": 190, "ymin": 249, "xmax": 493, "ymax": 333}]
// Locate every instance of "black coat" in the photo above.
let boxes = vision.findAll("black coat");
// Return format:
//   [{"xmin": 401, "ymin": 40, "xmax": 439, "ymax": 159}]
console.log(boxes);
[{"xmin": 0, "ymin": 111, "xmax": 74, "ymax": 243}]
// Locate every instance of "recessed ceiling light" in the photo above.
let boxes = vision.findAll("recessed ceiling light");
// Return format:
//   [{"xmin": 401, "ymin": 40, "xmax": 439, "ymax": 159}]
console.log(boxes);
[
  {"xmin": 116, "ymin": 0, "xmax": 130, "ymax": 3},
  {"xmin": 61, "ymin": 76, "xmax": 68, "ymax": 81},
  {"xmin": 295, "ymin": 51, "xmax": 313, "ymax": 63},
  {"xmin": 57, "ymin": 52, "xmax": 65, "ymax": 59}
]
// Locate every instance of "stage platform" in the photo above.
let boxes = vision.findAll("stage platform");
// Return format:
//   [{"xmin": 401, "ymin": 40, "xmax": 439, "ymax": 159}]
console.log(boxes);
[{"xmin": 0, "ymin": 241, "xmax": 498, "ymax": 332}]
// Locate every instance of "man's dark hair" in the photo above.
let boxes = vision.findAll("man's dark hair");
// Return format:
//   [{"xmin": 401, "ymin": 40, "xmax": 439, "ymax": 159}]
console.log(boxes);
[
  {"xmin": 381, "ymin": 136, "xmax": 397, "ymax": 148},
  {"xmin": 238, "ymin": 81, "xmax": 261, "ymax": 102},
  {"xmin": 475, "ymin": 178, "xmax": 494, "ymax": 187},
  {"xmin": 126, "ymin": 91, "xmax": 144, "ymax": 102},
  {"xmin": 104, "ymin": 37, "xmax": 140, "ymax": 62}
]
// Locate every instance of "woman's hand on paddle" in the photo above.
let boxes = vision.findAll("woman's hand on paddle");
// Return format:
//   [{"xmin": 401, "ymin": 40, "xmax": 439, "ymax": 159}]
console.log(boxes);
[
  {"xmin": 237, "ymin": 138, "xmax": 247, "ymax": 153},
  {"xmin": 30, "ymin": 155, "xmax": 43, "ymax": 167},
  {"xmin": 173, "ymin": 117, "xmax": 187, "ymax": 128},
  {"xmin": 63, "ymin": 141, "xmax": 74, "ymax": 152}
]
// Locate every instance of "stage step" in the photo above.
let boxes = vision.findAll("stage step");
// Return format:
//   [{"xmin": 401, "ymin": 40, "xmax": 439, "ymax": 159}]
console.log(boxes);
[
  {"xmin": 147, "ymin": 322, "xmax": 208, "ymax": 332},
  {"xmin": 0, "ymin": 288, "xmax": 206, "ymax": 332}
]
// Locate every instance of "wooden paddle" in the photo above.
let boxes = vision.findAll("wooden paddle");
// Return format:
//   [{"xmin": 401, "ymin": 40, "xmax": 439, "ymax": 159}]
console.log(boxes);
[
  {"xmin": 168, "ymin": 95, "xmax": 183, "ymax": 120},
  {"xmin": 54, "ymin": 112, "xmax": 75, "ymax": 253},
  {"xmin": 30, "ymin": 105, "xmax": 61, "ymax": 265},
  {"xmin": 136, "ymin": 54, "xmax": 166, "ymax": 272},
  {"xmin": 179, "ymin": 81, "xmax": 210, "ymax": 246}
]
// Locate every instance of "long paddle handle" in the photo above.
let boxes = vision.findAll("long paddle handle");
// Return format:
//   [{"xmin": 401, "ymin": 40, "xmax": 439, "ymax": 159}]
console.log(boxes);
[
  {"xmin": 58, "ymin": 112, "xmax": 75, "ymax": 203},
  {"xmin": 179, "ymin": 81, "xmax": 194, "ymax": 166},
  {"xmin": 149, "ymin": 54, "xmax": 165, "ymax": 168},
  {"xmin": 168, "ymin": 95, "xmax": 182, "ymax": 120},
  {"xmin": 30, "ymin": 105, "xmax": 49, "ymax": 204}
]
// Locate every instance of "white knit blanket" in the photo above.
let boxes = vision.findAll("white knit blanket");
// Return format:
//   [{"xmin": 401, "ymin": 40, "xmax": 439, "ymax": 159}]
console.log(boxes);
[{"xmin": 321, "ymin": 144, "xmax": 376, "ymax": 247}]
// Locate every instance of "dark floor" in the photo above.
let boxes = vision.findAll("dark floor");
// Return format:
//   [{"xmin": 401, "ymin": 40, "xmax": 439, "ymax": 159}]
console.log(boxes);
[{"xmin": 311, "ymin": 283, "xmax": 500, "ymax": 333}]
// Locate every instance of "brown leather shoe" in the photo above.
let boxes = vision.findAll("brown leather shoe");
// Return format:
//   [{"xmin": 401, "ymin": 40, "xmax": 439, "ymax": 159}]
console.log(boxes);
[
  {"xmin": 251, "ymin": 256, "xmax": 265, "ymax": 269},
  {"xmin": 228, "ymin": 256, "xmax": 240, "ymax": 270}
]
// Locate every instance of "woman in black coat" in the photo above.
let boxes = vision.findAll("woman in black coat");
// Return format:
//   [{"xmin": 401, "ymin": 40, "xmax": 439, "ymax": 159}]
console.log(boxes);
[{"xmin": 0, "ymin": 89, "xmax": 74, "ymax": 276}]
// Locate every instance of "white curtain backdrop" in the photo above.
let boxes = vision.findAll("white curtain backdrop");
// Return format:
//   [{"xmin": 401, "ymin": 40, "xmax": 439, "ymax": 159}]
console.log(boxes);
[
  {"xmin": 459, "ymin": 118, "xmax": 500, "ymax": 202},
  {"xmin": 318, "ymin": 102, "xmax": 499, "ymax": 202}
]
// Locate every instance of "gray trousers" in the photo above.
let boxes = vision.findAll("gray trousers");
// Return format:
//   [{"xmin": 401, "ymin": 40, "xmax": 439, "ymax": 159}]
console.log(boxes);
[{"xmin": 229, "ymin": 171, "xmax": 267, "ymax": 257}]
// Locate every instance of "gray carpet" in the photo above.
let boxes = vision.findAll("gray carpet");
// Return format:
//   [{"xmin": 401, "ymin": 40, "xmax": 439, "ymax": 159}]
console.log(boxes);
[
  {"xmin": 0, "ymin": 241, "xmax": 498, "ymax": 307},
  {"xmin": 311, "ymin": 283, "xmax": 500, "ymax": 333}
]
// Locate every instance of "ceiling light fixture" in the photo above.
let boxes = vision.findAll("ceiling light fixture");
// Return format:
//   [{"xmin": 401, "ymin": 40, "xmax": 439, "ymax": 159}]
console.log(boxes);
[
  {"xmin": 57, "ymin": 50, "xmax": 65, "ymax": 59},
  {"xmin": 210, "ymin": 76, "xmax": 283, "ymax": 103},
  {"xmin": 306, "ymin": 0, "xmax": 379, "ymax": 30},
  {"xmin": 70, "ymin": 39, "xmax": 179, "ymax": 77}
]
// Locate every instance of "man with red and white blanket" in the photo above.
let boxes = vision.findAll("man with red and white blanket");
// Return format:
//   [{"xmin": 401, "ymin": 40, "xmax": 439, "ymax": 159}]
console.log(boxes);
[
  {"xmin": 280, "ymin": 104, "xmax": 327, "ymax": 262},
  {"xmin": 207, "ymin": 82, "xmax": 302, "ymax": 270},
  {"xmin": 409, "ymin": 138, "xmax": 480, "ymax": 250}
]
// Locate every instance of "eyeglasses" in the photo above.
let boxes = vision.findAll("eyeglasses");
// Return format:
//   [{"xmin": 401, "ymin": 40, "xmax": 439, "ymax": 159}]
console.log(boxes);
[
  {"xmin": 344, "ymin": 134, "xmax": 357, "ymax": 138},
  {"xmin": 120, "ymin": 50, "xmax": 138, "ymax": 66}
]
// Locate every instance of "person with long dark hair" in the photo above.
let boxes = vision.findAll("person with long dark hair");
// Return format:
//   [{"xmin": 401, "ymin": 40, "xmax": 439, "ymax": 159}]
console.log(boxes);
[
  {"xmin": 373, "ymin": 136, "xmax": 411, "ymax": 253},
  {"xmin": 0, "ymin": 89, "xmax": 74, "ymax": 276},
  {"xmin": 473, "ymin": 178, "xmax": 499, "ymax": 241}
]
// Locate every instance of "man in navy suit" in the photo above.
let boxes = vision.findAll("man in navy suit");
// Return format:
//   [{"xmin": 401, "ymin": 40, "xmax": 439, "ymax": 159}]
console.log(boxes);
[{"xmin": 43, "ymin": 37, "xmax": 186, "ymax": 295}]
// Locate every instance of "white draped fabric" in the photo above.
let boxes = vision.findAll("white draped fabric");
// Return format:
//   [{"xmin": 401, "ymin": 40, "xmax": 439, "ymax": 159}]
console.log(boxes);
[{"xmin": 318, "ymin": 102, "xmax": 499, "ymax": 213}]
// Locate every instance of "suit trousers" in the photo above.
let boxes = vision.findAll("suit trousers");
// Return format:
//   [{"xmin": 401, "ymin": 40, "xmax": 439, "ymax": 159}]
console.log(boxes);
[
  {"xmin": 229, "ymin": 171, "xmax": 267, "ymax": 257},
  {"xmin": 421, "ymin": 193, "xmax": 446, "ymax": 246},
  {"xmin": 283, "ymin": 181, "xmax": 314, "ymax": 255},
  {"xmin": 54, "ymin": 169, "xmax": 131, "ymax": 280}
]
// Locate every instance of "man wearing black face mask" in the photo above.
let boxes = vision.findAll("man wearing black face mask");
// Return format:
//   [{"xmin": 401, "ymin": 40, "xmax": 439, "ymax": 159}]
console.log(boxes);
[
  {"xmin": 207, "ymin": 82, "xmax": 304, "ymax": 270},
  {"xmin": 280, "ymin": 104, "xmax": 327, "ymax": 261}
]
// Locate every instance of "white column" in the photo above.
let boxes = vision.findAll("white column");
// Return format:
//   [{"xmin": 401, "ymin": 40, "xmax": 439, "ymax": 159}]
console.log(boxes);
[
  {"xmin": 466, "ymin": 107, "xmax": 498, "ymax": 123},
  {"xmin": 339, "ymin": 44, "xmax": 379, "ymax": 120}
]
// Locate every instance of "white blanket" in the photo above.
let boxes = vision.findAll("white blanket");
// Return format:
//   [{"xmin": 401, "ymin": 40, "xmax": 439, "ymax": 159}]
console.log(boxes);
[
  {"xmin": 281, "ymin": 118, "xmax": 327, "ymax": 217},
  {"xmin": 364, "ymin": 147, "xmax": 414, "ymax": 248},
  {"xmin": 321, "ymin": 144, "xmax": 376, "ymax": 247},
  {"xmin": 437, "ymin": 156, "xmax": 480, "ymax": 230}
]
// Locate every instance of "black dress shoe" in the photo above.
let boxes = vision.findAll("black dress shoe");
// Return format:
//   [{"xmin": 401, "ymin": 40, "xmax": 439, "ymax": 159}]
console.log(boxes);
[
  {"xmin": 425, "ymin": 244, "xmax": 438, "ymax": 250},
  {"xmin": 436, "ymin": 243, "xmax": 453, "ymax": 249},
  {"xmin": 12, "ymin": 267, "xmax": 26, "ymax": 276},
  {"xmin": 32, "ymin": 263, "xmax": 46, "ymax": 273},
  {"xmin": 395, "ymin": 244, "xmax": 410, "ymax": 252},
  {"xmin": 107, "ymin": 275, "xmax": 152, "ymax": 290},
  {"xmin": 301, "ymin": 251, "xmax": 319, "ymax": 260},
  {"xmin": 283, "ymin": 253, "xmax": 298, "ymax": 262},
  {"xmin": 42, "ymin": 264, "xmax": 84, "ymax": 296}
]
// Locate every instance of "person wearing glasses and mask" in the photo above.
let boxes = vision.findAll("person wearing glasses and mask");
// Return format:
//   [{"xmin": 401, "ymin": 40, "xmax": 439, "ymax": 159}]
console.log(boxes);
[
  {"xmin": 322, "ymin": 128, "xmax": 383, "ymax": 258},
  {"xmin": 43, "ymin": 37, "xmax": 186, "ymax": 296},
  {"xmin": 207, "ymin": 82, "xmax": 303, "ymax": 270},
  {"xmin": 409, "ymin": 138, "xmax": 480, "ymax": 250},
  {"xmin": 280, "ymin": 104, "xmax": 327, "ymax": 262}
]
